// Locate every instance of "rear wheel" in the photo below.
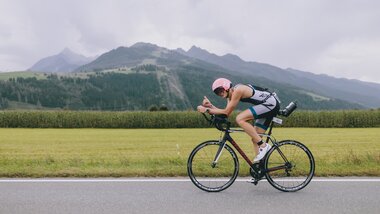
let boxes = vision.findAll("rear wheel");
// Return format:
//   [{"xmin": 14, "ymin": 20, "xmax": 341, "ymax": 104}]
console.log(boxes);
[
  {"xmin": 264, "ymin": 140, "xmax": 315, "ymax": 192},
  {"xmin": 187, "ymin": 140, "xmax": 239, "ymax": 192}
]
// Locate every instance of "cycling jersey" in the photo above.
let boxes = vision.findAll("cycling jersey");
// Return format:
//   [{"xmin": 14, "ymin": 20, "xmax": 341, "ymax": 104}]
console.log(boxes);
[
  {"xmin": 239, "ymin": 84, "xmax": 274, "ymax": 105},
  {"xmin": 234, "ymin": 84, "xmax": 280, "ymax": 130}
]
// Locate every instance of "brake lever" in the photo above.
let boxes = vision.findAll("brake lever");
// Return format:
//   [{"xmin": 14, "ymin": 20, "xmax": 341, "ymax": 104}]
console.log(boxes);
[{"xmin": 201, "ymin": 113, "xmax": 213, "ymax": 124}]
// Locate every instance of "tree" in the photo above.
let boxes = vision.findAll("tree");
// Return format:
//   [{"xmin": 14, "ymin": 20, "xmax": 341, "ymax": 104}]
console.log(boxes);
[
  {"xmin": 149, "ymin": 105, "xmax": 158, "ymax": 111},
  {"xmin": 159, "ymin": 105, "xmax": 169, "ymax": 111}
]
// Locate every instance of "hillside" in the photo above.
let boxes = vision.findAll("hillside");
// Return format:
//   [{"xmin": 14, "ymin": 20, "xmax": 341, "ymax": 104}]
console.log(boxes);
[
  {"xmin": 0, "ymin": 43, "xmax": 369, "ymax": 110},
  {"xmin": 181, "ymin": 46, "xmax": 380, "ymax": 108},
  {"xmin": 0, "ymin": 67, "xmax": 363, "ymax": 111}
]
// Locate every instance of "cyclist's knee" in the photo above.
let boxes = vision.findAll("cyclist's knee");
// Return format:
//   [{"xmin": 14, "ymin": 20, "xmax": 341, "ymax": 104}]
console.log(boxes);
[
  {"xmin": 236, "ymin": 110, "xmax": 254, "ymax": 125},
  {"xmin": 255, "ymin": 126, "xmax": 266, "ymax": 134},
  {"xmin": 235, "ymin": 116, "xmax": 246, "ymax": 126}
]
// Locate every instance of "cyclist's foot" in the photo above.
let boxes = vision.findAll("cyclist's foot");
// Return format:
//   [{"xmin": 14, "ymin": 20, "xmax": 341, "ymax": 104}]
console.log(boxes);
[{"xmin": 254, "ymin": 143, "xmax": 271, "ymax": 162}]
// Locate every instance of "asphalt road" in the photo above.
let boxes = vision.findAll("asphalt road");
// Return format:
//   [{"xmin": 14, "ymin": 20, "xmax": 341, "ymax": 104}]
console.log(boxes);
[{"xmin": 1, "ymin": 178, "xmax": 379, "ymax": 214}]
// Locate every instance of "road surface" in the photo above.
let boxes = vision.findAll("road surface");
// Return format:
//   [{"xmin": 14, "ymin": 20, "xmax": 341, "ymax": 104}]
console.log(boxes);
[{"xmin": 1, "ymin": 178, "xmax": 379, "ymax": 214}]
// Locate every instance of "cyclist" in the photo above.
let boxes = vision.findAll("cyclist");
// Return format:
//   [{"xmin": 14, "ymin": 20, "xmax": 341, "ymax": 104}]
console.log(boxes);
[{"xmin": 197, "ymin": 78, "xmax": 280, "ymax": 162}]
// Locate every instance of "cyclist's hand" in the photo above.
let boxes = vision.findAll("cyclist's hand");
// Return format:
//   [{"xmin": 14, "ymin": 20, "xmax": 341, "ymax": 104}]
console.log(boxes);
[
  {"xmin": 202, "ymin": 96, "xmax": 212, "ymax": 107},
  {"xmin": 197, "ymin": 105, "xmax": 208, "ymax": 113}
]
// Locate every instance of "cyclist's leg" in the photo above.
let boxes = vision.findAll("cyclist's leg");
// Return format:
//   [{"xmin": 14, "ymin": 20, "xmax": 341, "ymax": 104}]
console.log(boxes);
[
  {"xmin": 252, "ymin": 125, "xmax": 266, "ymax": 155},
  {"xmin": 235, "ymin": 109, "xmax": 264, "ymax": 157},
  {"xmin": 246, "ymin": 99, "xmax": 279, "ymax": 157},
  {"xmin": 235, "ymin": 109, "xmax": 261, "ymax": 143},
  {"xmin": 236, "ymin": 97, "xmax": 279, "ymax": 157}
]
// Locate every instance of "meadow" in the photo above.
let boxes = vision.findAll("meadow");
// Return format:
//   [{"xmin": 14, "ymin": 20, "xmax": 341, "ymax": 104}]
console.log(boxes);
[
  {"xmin": 0, "ymin": 71, "xmax": 47, "ymax": 80},
  {"xmin": 0, "ymin": 128, "xmax": 379, "ymax": 177}
]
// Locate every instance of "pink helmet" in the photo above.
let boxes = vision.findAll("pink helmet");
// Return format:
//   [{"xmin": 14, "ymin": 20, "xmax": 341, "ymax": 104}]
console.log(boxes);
[{"xmin": 212, "ymin": 78, "xmax": 232, "ymax": 92}]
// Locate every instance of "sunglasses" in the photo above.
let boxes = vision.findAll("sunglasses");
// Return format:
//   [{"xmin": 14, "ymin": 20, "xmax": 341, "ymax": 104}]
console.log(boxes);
[{"xmin": 213, "ymin": 87, "xmax": 225, "ymax": 96}]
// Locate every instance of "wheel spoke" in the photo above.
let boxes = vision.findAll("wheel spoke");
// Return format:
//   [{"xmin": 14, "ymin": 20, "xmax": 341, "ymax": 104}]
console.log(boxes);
[
  {"xmin": 188, "ymin": 141, "xmax": 239, "ymax": 192},
  {"xmin": 265, "ymin": 140, "xmax": 315, "ymax": 192}
]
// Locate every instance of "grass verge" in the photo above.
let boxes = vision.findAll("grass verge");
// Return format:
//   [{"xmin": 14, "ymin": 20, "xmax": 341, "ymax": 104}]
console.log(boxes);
[{"xmin": 0, "ymin": 128, "xmax": 379, "ymax": 177}]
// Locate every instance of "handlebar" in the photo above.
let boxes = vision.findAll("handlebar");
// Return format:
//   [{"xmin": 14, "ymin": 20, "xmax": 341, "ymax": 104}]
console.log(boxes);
[{"xmin": 202, "ymin": 113, "xmax": 231, "ymax": 131}]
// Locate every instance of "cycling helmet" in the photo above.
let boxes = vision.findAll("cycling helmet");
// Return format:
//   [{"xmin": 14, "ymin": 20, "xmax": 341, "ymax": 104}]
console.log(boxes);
[{"xmin": 212, "ymin": 78, "xmax": 232, "ymax": 94}]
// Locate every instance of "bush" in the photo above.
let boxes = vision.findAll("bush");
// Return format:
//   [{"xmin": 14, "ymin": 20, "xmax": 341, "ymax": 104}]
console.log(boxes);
[
  {"xmin": 0, "ymin": 110, "xmax": 379, "ymax": 128},
  {"xmin": 149, "ymin": 105, "xmax": 158, "ymax": 111}
]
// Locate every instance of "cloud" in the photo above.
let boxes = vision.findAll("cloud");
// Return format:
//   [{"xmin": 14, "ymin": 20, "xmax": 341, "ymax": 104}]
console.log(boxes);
[
  {"xmin": 313, "ymin": 38, "xmax": 380, "ymax": 82},
  {"xmin": 0, "ymin": 0, "xmax": 380, "ymax": 83}
]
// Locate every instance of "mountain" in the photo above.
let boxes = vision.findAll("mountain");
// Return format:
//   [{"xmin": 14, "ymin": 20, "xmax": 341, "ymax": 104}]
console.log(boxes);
[
  {"xmin": 184, "ymin": 45, "xmax": 283, "ymax": 78},
  {"xmin": 75, "ymin": 42, "xmax": 216, "ymax": 72},
  {"xmin": 28, "ymin": 48, "xmax": 96, "ymax": 73},
  {"xmin": 1, "ymin": 42, "xmax": 377, "ymax": 110},
  {"xmin": 285, "ymin": 68, "xmax": 380, "ymax": 108},
  {"xmin": 179, "ymin": 46, "xmax": 380, "ymax": 108}
]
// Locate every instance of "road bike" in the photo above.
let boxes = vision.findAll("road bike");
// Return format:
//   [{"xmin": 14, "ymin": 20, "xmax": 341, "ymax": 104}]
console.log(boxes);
[{"xmin": 187, "ymin": 102, "xmax": 315, "ymax": 192}]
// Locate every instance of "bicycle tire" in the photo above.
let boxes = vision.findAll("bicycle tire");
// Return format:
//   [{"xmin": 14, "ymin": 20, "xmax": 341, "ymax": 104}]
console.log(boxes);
[
  {"xmin": 264, "ymin": 140, "xmax": 315, "ymax": 192},
  {"xmin": 187, "ymin": 140, "xmax": 239, "ymax": 192}
]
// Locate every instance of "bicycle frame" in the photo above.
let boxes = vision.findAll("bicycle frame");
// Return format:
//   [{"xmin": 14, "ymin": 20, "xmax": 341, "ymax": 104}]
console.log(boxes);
[{"xmin": 213, "ymin": 120, "xmax": 289, "ymax": 172}]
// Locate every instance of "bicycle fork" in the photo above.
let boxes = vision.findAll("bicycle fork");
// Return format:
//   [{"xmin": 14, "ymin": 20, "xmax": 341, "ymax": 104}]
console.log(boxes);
[{"xmin": 211, "ymin": 136, "xmax": 228, "ymax": 168}]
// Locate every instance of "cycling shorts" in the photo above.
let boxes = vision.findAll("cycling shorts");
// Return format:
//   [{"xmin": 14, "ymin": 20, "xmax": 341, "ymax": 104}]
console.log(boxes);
[{"xmin": 248, "ymin": 96, "xmax": 280, "ymax": 130}]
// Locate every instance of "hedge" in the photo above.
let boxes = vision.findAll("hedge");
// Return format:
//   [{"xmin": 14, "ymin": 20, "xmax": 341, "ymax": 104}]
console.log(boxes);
[{"xmin": 0, "ymin": 110, "xmax": 379, "ymax": 128}]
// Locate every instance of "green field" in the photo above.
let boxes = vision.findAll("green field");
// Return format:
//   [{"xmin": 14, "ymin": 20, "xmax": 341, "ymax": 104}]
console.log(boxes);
[
  {"xmin": 0, "ymin": 71, "xmax": 47, "ymax": 80},
  {"xmin": 0, "ymin": 128, "xmax": 379, "ymax": 177}
]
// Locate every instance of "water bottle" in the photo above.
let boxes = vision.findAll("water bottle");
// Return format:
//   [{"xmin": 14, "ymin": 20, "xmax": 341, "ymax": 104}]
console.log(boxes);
[{"xmin": 281, "ymin": 101, "xmax": 297, "ymax": 117}]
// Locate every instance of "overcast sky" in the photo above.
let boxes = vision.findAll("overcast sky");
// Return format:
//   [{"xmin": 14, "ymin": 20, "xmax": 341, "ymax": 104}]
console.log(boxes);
[{"xmin": 1, "ymin": 0, "xmax": 380, "ymax": 83}]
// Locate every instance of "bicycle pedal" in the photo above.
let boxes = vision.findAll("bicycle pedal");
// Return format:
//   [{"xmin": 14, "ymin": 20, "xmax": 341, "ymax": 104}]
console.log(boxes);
[{"xmin": 247, "ymin": 179, "xmax": 259, "ymax": 185}]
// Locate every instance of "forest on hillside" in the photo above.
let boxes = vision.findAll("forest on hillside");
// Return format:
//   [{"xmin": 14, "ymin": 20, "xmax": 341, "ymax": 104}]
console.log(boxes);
[
  {"xmin": 0, "ymin": 65, "xmax": 364, "ymax": 111},
  {"xmin": 0, "ymin": 72, "xmax": 169, "ymax": 110}
]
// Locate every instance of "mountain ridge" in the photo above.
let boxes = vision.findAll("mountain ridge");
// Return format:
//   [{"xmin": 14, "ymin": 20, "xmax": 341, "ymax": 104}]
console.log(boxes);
[
  {"xmin": 8, "ymin": 42, "xmax": 379, "ymax": 110},
  {"xmin": 28, "ymin": 48, "xmax": 96, "ymax": 73},
  {"xmin": 176, "ymin": 45, "xmax": 380, "ymax": 108},
  {"xmin": 68, "ymin": 42, "xmax": 368, "ymax": 108}
]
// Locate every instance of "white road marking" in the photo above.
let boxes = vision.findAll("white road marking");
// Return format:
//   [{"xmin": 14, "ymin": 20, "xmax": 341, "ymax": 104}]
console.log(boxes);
[{"xmin": 0, "ymin": 178, "xmax": 380, "ymax": 183}]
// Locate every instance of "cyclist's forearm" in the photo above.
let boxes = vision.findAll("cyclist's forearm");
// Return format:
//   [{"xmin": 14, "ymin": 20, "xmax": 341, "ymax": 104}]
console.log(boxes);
[
  {"xmin": 208, "ymin": 107, "xmax": 232, "ymax": 116},
  {"xmin": 210, "ymin": 97, "xmax": 238, "ymax": 116}
]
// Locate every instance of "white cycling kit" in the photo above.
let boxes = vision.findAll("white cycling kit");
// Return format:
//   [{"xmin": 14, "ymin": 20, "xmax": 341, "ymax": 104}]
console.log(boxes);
[{"xmin": 235, "ymin": 84, "xmax": 280, "ymax": 130}]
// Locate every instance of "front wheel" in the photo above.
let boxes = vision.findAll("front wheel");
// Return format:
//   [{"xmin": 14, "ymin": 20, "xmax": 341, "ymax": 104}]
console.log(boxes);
[
  {"xmin": 264, "ymin": 140, "xmax": 315, "ymax": 192},
  {"xmin": 187, "ymin": 140, "xmax": 239, "ymax": 192}
]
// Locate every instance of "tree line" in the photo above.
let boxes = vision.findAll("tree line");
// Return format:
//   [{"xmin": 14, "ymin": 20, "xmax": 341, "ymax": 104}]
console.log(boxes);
[{"xmin": 0, "ymin": 73, "xmax": 172, "ymax": 110}]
